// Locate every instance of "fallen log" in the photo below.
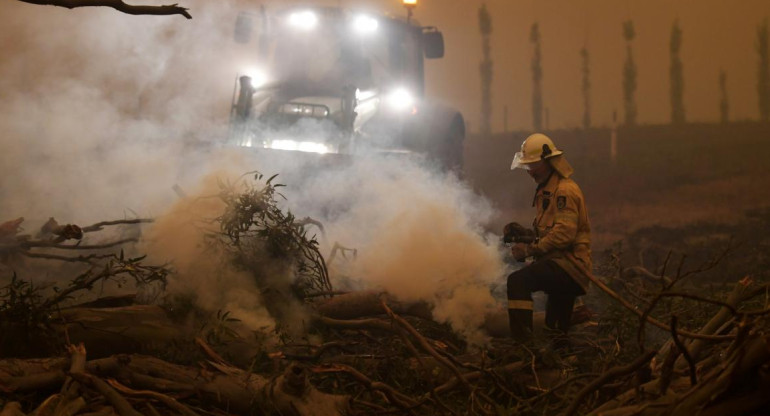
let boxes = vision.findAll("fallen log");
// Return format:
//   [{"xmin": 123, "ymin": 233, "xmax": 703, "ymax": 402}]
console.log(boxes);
[
  {"xmin": 1, "ymin": 352, "xmax": 351, "ymax": 416},
  {"xmin": 54, "ymin": 305, "xmax": 185, "ymax": 358},
  {"xmin": 313, "ymin": 290, "xmax": 432, "ymax": 320},
  {"xmin": 0, "ymin": 402, "xmax": 25, "ymax": 416}
]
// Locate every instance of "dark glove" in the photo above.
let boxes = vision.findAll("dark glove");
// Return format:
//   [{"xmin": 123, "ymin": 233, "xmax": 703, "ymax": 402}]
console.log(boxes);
[
  {"xmin": 503, "ymin": 222, "xmax": 536, "ymax": 244},
  {"xmin": 510, "ymin": 242, "xmax": 530, "ymax": 262}
]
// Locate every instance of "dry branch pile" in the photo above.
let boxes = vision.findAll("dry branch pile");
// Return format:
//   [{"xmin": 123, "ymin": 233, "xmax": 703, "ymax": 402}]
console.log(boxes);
[{"xmin": 1, "ymin": 177, "xmax": 769, "ymax": 415}]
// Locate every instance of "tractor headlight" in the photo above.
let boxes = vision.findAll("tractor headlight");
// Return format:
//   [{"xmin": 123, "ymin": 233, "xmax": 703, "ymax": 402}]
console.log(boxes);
[
  {"xmin": 387, "ymin": 88, "xmax": 415, "ymax": 111},
  {"xmin": 288, "ymin": 10, "xmax": 318, "ymax": 31},
  {"xmin": 353, "ymin": 15, "xmax": 379, "ymax": 34},
  {"xmin": 268, "ymin": 139, "xmax": 330, "ymax": 154},
  {"xmin": 244, "ymin": 68, "xmax": 268, "ymax": 89}
]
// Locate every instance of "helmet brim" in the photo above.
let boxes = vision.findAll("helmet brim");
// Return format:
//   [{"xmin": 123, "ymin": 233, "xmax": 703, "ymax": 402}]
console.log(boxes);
[
  {"xmin": 504, "ymin": 152, "xmax": 537, "ymax": 170},
  {"xmin": 510, "ymin": 152, "xmax": 531, "ymax": 170},
  {"xmin": 511, "ymin": 149, "xmax": 565, "ymax": 170}
]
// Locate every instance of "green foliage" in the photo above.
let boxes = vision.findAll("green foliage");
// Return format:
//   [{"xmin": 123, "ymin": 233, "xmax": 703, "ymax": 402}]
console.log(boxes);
[
  {"xmin": 44, "ymin": 252, "xmax": 169, "ymax": 309},
  {"xmin": 202, "ymin": 309, "xmax": 242, "ymax": 345},
  {"xmin": 0, "ymin": 253, "xmax": 169, "ymax": 357},
  {"xmin": 0, "ymin": 273, "xmax": 47, "ymax": 329},
  {"xmin": 212, "ymin": 171, "xmax": 332, "ymax": 297}
]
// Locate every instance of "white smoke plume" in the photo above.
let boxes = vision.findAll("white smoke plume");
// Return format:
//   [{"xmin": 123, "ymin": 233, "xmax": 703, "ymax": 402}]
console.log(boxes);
[
  {"xmin": 0, "ymin": 1, "xmax": 509, "ymax": 343},
  {"xmin": 285, "ymin": 156, "xmax": 507, "ymax": 342}
]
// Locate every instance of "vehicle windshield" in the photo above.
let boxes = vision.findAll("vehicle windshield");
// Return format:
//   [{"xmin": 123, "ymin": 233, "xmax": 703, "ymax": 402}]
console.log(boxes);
[{"xmin": 262, "ymin": 10, "xmax": 420, "ymax": 94}]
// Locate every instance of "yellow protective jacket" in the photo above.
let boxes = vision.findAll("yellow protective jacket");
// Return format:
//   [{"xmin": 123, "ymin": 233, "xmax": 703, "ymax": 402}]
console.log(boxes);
[{"xmin": 527, "ymin": 171, "xmax": 593, "ymax": 291}]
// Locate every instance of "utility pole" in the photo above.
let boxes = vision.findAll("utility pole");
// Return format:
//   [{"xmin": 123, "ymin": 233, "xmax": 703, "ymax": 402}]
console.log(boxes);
[{"xmin": 403, "ymin": 0, "xmax": 417, "ymax": 23}]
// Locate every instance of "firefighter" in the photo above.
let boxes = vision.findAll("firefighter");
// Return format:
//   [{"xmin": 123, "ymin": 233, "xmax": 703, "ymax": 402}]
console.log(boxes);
[{"xmin": 506, "ymin": 133, "xmax": 592, "ymax": 343}]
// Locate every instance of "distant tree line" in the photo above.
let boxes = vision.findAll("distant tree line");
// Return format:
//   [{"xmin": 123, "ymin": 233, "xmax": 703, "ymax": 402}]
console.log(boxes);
[{"xmin": 475, "ymin": 7, "xmax": 770, "ymax": 132}]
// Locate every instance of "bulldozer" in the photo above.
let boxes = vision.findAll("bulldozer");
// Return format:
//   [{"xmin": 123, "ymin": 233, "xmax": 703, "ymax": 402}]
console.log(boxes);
[{"xmin": 228, "ymin": 1, "xmax": 465, "ymax": 171}]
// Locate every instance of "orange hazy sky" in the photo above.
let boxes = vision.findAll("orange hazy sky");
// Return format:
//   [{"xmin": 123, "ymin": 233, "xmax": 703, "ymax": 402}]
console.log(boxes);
[{"xmin": 372, "ymin": 0, "xmax": 770, "ymax": 132}]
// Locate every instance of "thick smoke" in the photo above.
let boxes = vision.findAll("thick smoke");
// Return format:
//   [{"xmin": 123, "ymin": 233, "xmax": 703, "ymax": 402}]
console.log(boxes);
[
  {"xmin": 138, "ymin": 170, "xmax": 277, "ymax": 332},
  {"xmin": 285, "ymin": 156, "xmax": 507, "ymax": 342},
  {"xmin": 0, "ymin": 1, "xmax": 245, "ymax": 224},
  {"xmin": 0, "ymin": 1, "xmax": 509, "ymax": 342}
]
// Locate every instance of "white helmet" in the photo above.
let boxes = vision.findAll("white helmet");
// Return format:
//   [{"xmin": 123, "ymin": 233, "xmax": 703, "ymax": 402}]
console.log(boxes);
[{"xmin": 510, "ymin": 133, "xmax": 563, "ymax": 170}]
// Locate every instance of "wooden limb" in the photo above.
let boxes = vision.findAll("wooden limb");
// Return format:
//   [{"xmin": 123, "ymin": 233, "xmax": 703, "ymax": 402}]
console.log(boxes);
[
  {"xmin": 80, "ymin": 219, "xmax": 154, "ymax": 233},
  {"xmin": 143, "ymin": 403, "xmax": 162, "ymax": 416},
  {"xmin": 0, "ymin": 371, "xmax": 66, "ymax": 393},
  {"xmin": 282, "ymin": 341, "xmax": 359, "ymax": 362},
  {"xmin": 86, "ymin": 354, "xmax": 348, "ymax": 415},
  {"xmin": 79, "ymin": 408, "xmax": 119, "ymax": 416},
  {"xmin": 636, "ymin": 270, "xmax": 678, "ymax": 350},
  {"xmin": 589, "ymin": 274, "xmax": 733, "ymax": 341},
  {"xmin": 658, "ymin": 292, "xmax": 738, "ymax": 315},
  {"xmin": 0, "ymin": 217, "xmax": 25, "ymax": 237},
  {"xmin": 380, "ymin": 299, "xmax": 470, "ymax": 392},
  {"xmin": 303, "ymin": 290, "xmax": 349, "ymax": 299},
  {"xmin": 564, "ymin": 349, "xmax": 657, "ymax": 416},
  {"xmin": 45, "ymin": 264, "xmax": 158, "ymax": 308},
  {"xmin": 265, "ymin": 364, "xmax": 351, "ymax": 416},
  {"xmin": 296, "ymin": 217, "xmax": 325, "ymax": 235},
  {"xmin": 2, "ymin": 343, "xmax": 348, "ymax": 414},
  {"xmin": 52, "ymin": 397, "xmax": 87, "ymax": 416},
  {"xmin": 590, "ymin": 377, "xmax": 690, "ymax": 415},
  {"xmin": 669, "ymin": 332, "xmax": 770, "ymax": 414},
  {"xmin": 50, "ymin": 342, "xmax": 88, "ymax": 416},
  {"xmin": 315, "ymin": 291, "xmax": 433, "ymax": 321},
  {"xmin": 427, "ymin": 390, "xmax": 460, "ymax": 416},
  {"xmin": 319, "ymin": 315, "xmax": 398, "ymax": 332},
  {"xmin": 53, "ymin": 305, "xmax": 184, "ymax": 358},
  {"xmin": 67, "ymin": 343, "xmax": 87, "ymax": 374},
  {"xmin": 696, "ymin": 370, "xmax": 770, "ymax": 416},
  {"xmin": 669, "ymin": 316, "xmax": 696, "ymax": 386},
  {"xmin": 30, "ymin": 394, "xmax": 61, "ymax": 415},
  {"xmin": 16, "ymin": 0, "xmax": 191, "ymax": 19},
  {"xmin": 327, "ymin": 242, "xmax": 357, "ymax": 265},
  {"xmin": 526, "ymin": 373, "xmax": 598, "ymax": 406},
  {"xmin": 105, "ymin": 379, "xmax": 198, "ymax": 416},
  {"xmin": 0, "ymin": 403, "xmax": 25, "ymax": 416},
  {"xmin": 194, "ymin": 337, "xmax": 229, "ymax": 366},
  {"xmin": 675, "ymin": 278, "xmax": 753, "ymax": 367},
  {"xmin": 314, "ymin": 363, "xmax": 420, "ymax": 410},
  {"xmin": 23, "ymin": 238, "xmax": 139, "ymax": 251},
  {"xmin": 434, "ymin": 361, "xmax": 527, "ymax": 395},
  {"xmin": 69, "ymin": 372, "xmax": 142, "ymax": 416},
  {"xmin": 624, "ymin": 265, "xmax": 672, "ymax": 286},
  {"xmin": 656, "ymin": 342, "xmax": 680, "ymax": 396},
  {"xmin": 20, "ymin": 251, "xmax": 114, "ymax": 263}
]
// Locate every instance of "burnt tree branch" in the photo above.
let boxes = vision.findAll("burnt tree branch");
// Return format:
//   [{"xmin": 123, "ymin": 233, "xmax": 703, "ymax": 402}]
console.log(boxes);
[
  {"xmin": 17, "ymin": 0, "xmax": 191, "ymax": 19},
  {"xmin": 563, "ymin": 349, "xmax": 657, "ymax": 416}
]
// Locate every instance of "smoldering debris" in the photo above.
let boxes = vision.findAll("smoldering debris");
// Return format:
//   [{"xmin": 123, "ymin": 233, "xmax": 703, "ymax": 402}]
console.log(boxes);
[{"xmin": 2, "ymin": 188, "xmax": 770, "ymax": 415}]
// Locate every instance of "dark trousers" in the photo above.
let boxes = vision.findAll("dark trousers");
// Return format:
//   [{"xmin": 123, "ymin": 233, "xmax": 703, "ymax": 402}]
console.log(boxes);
[{"xmin": 507, "ymin": 260, "xmax": 585, "ymax": 341}]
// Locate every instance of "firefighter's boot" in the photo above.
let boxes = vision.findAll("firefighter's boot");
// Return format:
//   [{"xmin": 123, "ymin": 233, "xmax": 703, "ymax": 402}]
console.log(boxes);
[{"xmin": 508, "ymin": 307, "xmax": 533, "ymax": 342}]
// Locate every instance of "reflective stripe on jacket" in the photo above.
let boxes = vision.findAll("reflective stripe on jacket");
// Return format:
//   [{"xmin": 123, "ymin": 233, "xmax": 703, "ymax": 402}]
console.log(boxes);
[{"xmin": 528, "ymin": 173, "xmax": 592, "ymax": 291}]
